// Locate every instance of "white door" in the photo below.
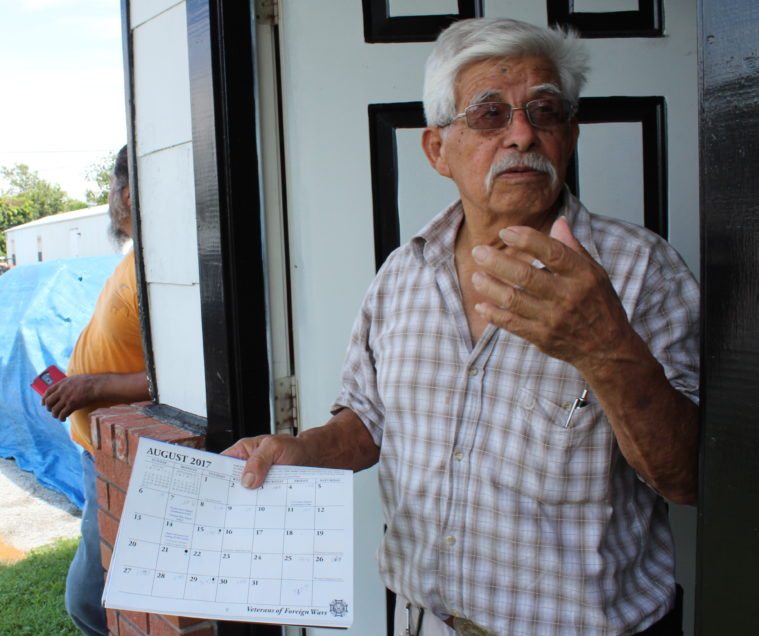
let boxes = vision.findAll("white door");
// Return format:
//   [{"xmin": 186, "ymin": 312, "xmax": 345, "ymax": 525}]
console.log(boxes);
[{"xmin": 272, "ymin": 2, "xmax": 698, "ymax": 634}]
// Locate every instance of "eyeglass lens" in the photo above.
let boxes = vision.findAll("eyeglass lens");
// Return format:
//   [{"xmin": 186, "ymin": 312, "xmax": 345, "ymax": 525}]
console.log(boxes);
[{"xmin": 465, "ymin": 98, "xmax": 571, "ymax": 130}]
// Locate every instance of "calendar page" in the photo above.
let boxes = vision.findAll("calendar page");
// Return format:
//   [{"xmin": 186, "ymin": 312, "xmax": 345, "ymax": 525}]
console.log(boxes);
[{"xmin": 102, "ymin": 438, "xmax": 353, "ymax": 628}]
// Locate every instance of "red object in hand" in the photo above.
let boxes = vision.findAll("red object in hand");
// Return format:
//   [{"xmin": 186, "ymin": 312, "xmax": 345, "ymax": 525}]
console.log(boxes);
[{"xmin": 31, "ymin": 365, "xmax": 66, "ymax": 396}]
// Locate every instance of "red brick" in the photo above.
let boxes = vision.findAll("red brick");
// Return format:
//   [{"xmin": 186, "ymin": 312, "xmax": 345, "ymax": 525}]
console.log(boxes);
[
  {"xmin": 126, "ymin": 425, "xmax": 204, "ymax": 465},
  {"xmin": 98, "ymin": 508, "xmax": 120, "ymax": 547},
  {"xmin": 100, "ymin": 538, "xmax": 113, "ymax": 570},
  {"xmin": 149, "ymin": 616, "xmax": 217, "ymax": 635},
  {"xmin": 147, "ymin": 616, "xmax": 180, "ymax": 635},
  {"xmin": 94, "ymin": 410, "xmax": 137, "ymax": 455},
  {"xmin": 94, "ymin": 451, "xmax": 115, "ymax": 482},
  {"xmin": 173, "ymin": 436, "xmax": 207, "ymax": 450},
  {"xmin": 99, "ymin": 418, "xmax": 117, "ymax": 455},
  {"xmin": 114, "ymin": 425, "xmax": 129, "ymax": 462},
  {"xmin": 109, "ymin": 483, "xmax": 127, "ymax": 518},
  {"xmin": 119, "ymin": 612, "xmax": 147, "ymax": 636},
  {"xmin": 96, "ymin": 476, "xmax": 110, "ymax": 510},
  {"xmin": 121, "ymin": 610, "xmax": 149, "ymax": 632},
  {"xmin": 106, "ymin": 608, "xmax": 119, "ymax": 634},
  {"xmin": 114, "ymin": 418, "xmax": 164, "ymax": 463},
  {"xmin": 91, "ymin": 415, "xmax": 102, "ymax": 450},
  {"xmin": 157, "ymin": 615, "xmax": 207, "ymax": 629},
  {"xmin": 95, "ymin": 453, "xmax": 134, "ymax": 492},
  {"xmin": 92, "ymin": 404, "xmax": 140, "ymax": 418}
]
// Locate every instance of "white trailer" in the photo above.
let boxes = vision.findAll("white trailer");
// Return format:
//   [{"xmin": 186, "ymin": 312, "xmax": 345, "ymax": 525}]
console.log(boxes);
[{"xmin": 4, "ymin": 204, "xmax": 125, "ymax": 266}]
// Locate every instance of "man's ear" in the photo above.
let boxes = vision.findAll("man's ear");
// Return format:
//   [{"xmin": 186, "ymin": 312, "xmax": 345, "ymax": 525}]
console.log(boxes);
[{"xmin": 421, "ymin": 127, "xmax": 451, "ymax": 178}]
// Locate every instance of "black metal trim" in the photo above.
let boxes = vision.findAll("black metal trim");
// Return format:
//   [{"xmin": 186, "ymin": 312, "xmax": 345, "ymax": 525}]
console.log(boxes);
[
  {"xmin": 547, "ymin": 0, "xmax": 663, "ymax": 38},
  {"xmin": 138, "ymin": 403, "xmax": 208, "ymax": 437},
  {"xmin": 386, "ymin": 586, "xmax": 395, "ymax": 636},
  {"xmin": 273, "ymin": 26, "xmax": 296, "ymax": 376},
  {"xmin": 186, "ymin": 0, "xmax": 273, "ymax": 462},
  {"xmin": 368, "ymin": 102, "xmax": 426, "ymax": 270},
  {"xmin": 571, "ymin": 96, "xmax": 668, "ymax": 238},
  {"xmin": 362, "ymin": 0, "xmax": 482, "ymax": 43},
  {"xmin": 121, "ymin": 0, "xmax": 158, "ymax": 403},
  {"xmin": 698, "ymin": 1, "xmax": 759, "ymax": 629}
]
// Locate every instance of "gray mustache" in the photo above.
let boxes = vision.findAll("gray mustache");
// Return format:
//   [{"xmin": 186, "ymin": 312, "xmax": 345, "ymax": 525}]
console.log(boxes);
[{"xmin": 485, "ymin": 153, "xmax": 558, "ymax": 192}]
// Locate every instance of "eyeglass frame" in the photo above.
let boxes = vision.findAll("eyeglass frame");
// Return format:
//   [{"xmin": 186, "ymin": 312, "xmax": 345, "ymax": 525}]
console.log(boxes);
[{"xmin": 445, "ymin": 97, "xmax": 577, "ymax": 131}]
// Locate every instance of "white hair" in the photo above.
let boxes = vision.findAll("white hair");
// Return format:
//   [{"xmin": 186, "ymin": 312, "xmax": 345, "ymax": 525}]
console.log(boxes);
[{"xmin": 423, "ymin": 18, "xmax": 590, "ymax": 127}]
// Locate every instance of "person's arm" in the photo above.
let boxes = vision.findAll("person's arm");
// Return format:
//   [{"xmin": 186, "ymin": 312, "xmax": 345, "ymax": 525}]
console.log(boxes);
[
  {"xmin": 42, "ymin": 372, "xmax": 150, "ymax": 421},
  {"xmin": 470, "ymin": 218, "xmax": 699, "ymax": 504},
  {"xmin": 223, "ymin": 408, "xmax": 380, "ymax": 489}
]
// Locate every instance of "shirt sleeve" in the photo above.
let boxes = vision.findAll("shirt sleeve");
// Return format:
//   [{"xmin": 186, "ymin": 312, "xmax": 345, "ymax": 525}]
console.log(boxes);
[
  {"xmin": 631, "ymin": 241, "xmax": 700, "ymax": 405},
  {"xmin": 331, "ymin": 276, "xmax": 387, "ymax": 448}
]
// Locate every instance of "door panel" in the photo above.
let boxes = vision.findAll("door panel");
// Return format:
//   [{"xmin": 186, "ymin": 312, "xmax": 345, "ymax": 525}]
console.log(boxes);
[{"xmin": 277, "ymin": 2, "xmax": 698, "ymax": 634}]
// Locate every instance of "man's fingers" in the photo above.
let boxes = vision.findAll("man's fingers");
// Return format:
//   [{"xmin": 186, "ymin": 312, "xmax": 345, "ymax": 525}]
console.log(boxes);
[
  {"xmin": 548, "ymin": 216, "xmax": 585, "ymax": 255},
  {"xmin": 221, "ymin": 437, "xmax": 259, "ymax": 459},
  {"xmin": 471, "ymin": 271, "xmax": 544, "ymax": 320},
  {"xmin": 222, "ymin": 436, "xmax": 296, "ymax": 490},
  {"xmin": 471, "ymin": 245, "xmax": 553, "ymax": 297},
  {"xmin": 220, "ymin": 437, "xmax": 268, "ymax": 488},
  {"xmin": 241, "ymin": 456, "xmax": 270, "ymax": 489},
  {"xmin": 474, "ymin": 301, "xmax": 545, "ymax": 343},
  {"xmin": 498, "ymin": 223, "xmax": 586, "ymax": 275}
]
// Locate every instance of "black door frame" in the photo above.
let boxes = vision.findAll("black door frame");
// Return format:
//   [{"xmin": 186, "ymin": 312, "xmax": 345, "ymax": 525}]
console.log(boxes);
[
  {"xmin": 696, "ymin": 0, "xmax": 759, "ymax": 633},
  {"xmin": 184, "ymin": 0, "xmax": 273, "ymax": 455}
]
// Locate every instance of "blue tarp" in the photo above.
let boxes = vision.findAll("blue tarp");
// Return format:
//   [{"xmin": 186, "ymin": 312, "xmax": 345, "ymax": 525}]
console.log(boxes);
[{"xmin": 0, "ymin": 255, "xmax": 121, "ymax": 509}]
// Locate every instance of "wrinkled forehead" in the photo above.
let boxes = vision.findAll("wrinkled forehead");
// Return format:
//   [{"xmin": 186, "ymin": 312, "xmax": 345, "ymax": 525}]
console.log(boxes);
[{"xmin": 454, "ymin": 56, "xmax": 561, "ymax": 107}]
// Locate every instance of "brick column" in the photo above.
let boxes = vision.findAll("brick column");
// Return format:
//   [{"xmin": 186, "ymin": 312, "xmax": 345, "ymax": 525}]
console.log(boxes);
[{"xmin": 90, "ymin": 403, "xmax": 218, "ymax": 636}]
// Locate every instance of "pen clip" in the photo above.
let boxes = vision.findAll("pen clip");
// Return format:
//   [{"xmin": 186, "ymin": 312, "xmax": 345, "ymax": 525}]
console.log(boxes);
[{"xmin": 564, "ymin": 388, "xmax": 589, "ymax": 428}]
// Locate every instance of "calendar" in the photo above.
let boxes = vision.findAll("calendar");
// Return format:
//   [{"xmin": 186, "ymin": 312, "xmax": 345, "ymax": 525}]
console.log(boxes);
[{"xmin": 102, "ymin": 438, "xmax": 353, "ymax": 628}]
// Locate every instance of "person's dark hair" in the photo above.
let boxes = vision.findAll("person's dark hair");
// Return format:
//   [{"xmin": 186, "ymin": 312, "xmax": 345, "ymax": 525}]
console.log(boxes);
[
  {"xmin": 113, "ymin": 144, "xmax": 129, "ymax": 190},
  {"xmin": 108, "ymin": 145, "xmax": 131, "ymax": 245}
]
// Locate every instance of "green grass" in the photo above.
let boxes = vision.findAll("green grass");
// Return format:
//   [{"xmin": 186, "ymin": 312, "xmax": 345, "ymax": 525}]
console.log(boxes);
[{"xmin": 0, "ymin": 537, "xmax": 80, "ymax": 635}]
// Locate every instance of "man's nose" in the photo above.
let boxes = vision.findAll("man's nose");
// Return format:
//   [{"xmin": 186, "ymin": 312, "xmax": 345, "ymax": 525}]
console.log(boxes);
[{"xmin": 501, "ymin": 108, "xmax": 539, "ymax": 152}]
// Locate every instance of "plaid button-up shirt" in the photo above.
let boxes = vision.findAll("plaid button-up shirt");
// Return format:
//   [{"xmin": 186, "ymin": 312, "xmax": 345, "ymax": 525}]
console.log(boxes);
[{"xmin": 334, "ymin": 192, "xmax": 699, "ymax": 635}]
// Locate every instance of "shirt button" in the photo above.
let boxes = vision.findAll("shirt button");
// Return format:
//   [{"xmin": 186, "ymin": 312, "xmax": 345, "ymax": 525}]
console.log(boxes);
[
  {"xmin": 468, "ymin": 367, "xmax": 479, "ymax": 377},
  {"xmin": 445, "ymin": 535, "xmax": 456, "ymax": 545},
  {"xmin": 454, "ymin": 451, "xmax": 464, "ymax": 461}
]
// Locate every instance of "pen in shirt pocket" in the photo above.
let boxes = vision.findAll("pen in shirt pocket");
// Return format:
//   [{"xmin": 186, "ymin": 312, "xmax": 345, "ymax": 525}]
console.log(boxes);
[{"xmin": 564, "ymin": 388, "xmax": 589, "ymax": 428}]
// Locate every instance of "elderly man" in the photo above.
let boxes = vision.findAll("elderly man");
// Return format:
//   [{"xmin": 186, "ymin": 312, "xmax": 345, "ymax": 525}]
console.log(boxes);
[
  {"xmin": 225, "ymin": 18, "xmax": 698, "ymax": 636},
  {"xmin": 43, "ymin": 145, "xmax": 150, "ymax": 636}
]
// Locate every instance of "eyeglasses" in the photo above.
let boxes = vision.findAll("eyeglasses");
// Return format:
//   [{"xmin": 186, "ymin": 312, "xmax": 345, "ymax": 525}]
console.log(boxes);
[{"xmin": 448, "ymin": 97, "xmax": 575, "ymax": 131}]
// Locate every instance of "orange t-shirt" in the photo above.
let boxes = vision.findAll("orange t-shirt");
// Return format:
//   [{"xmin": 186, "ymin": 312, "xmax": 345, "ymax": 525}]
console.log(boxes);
[{"xmin": 67, "ymin": 251, "xmax": 145, "ymax": 453}]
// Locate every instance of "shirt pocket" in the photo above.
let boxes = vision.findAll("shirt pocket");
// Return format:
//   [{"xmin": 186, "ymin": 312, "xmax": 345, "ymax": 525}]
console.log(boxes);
[{"xmin": 496, "ymin": 385, "xmax": 614, "ymax": 504}]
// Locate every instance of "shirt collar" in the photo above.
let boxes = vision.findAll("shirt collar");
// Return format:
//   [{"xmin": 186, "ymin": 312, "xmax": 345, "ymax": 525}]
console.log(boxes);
[{"xmin": 411, "ymin": 188, "xmax": 601, "ymax": 268}]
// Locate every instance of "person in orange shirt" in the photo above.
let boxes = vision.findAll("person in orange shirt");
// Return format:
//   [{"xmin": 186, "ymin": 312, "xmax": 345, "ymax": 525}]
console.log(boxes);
[{"xmin": 43, "ymin": 145, "xmax": 150, "ymax": 636}]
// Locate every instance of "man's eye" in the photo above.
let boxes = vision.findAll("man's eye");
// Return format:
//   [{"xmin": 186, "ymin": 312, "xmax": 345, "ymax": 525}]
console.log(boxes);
[
  {"xmin": 531, "ymin": 99, "xmax": 559, "ymax": 114},
  {"xmin": 470, "ymin": 104, "xmax": 505, "ymax": 121}
]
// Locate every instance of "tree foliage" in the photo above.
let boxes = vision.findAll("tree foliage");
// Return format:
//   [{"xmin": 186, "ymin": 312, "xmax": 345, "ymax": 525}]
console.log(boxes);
[
  {"xmin": 0, "ymin": 197, "xmax": 33, "ymax": 257},
  {"xmin": 0, "ymin": 164, "xmax": 87, "ymax": 256},
  {"xmin": 84, "ymin": 152, "xmax": 115, "ymax": 206}
]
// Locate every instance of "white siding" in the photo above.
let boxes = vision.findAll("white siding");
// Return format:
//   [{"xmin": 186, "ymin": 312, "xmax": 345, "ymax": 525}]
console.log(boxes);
[
  {"xmin": 129, "ymin": 0, "xmax": 182, "ymax": 28},
  {"xmin": 5, "ymin": 207, "xmax": 122, "ymax": 266},
  {"xmin": 131, "ymin": 0, "xmax": 205, "ymax": 416},
  {"xmin": 147, "ymin": 282, "xmax": 206, "ymax": 415}
]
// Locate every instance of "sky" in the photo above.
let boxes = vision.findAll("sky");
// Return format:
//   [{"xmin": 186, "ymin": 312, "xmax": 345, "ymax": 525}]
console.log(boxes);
[{"xmin": 0, "ymin": 0, "xmax": 126, "ymax": 202}]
